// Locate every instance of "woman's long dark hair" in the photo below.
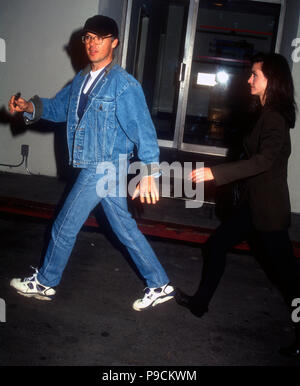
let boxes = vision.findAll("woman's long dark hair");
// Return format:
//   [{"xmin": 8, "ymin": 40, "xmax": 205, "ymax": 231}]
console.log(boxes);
[{"xmin": 251, "ymin": 53, "xmax": 297, "ymax": 128}]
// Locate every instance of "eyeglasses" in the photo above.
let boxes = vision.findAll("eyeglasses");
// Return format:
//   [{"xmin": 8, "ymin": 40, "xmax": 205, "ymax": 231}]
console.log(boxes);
[{"xmin": 81, "ymin": 34, "xmax": 113, "ymax": 45}]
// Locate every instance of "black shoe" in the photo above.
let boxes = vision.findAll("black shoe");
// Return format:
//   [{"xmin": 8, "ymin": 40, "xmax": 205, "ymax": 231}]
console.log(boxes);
[
  {"xmin": 175, "ymin": 288, "xmax": 192, "ymax": 309},
  {"xmin": 175, "ymin": 288, "xmax": 208, "ymax": 318},
  {"xmin": 279, "ymin": 340, "xmax": 300, "ymax": 358}
]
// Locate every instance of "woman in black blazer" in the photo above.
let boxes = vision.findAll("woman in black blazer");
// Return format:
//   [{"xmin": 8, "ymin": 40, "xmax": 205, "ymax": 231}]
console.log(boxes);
[{"xmin": 176, "ymin": 53, "xmax": 300, "ymax": 357}]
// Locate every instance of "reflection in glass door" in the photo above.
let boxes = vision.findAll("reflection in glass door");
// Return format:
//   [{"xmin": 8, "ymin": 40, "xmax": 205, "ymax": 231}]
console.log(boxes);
[
  {"xmin": 180, "ymin": 0, "xmax": 281, "ymax": 156},
  {"xmin": 124, "ymin": 0, "xmax": 189, "ymax": 145},
  {"xmin": 124, "ymin": 0, "xmax": 283, "ymax": 156}
]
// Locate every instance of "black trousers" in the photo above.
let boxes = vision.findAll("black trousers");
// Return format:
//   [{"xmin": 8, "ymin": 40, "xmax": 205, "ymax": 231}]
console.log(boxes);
[{"xmin": 191, "ymin": 205, "xmax": 300, "ymax": 333}]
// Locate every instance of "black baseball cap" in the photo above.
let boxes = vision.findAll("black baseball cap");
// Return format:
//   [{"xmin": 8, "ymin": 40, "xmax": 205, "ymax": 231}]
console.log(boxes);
[{"xmin": 83, "ymin": 15, "xmax": 119, "ymax": 39}]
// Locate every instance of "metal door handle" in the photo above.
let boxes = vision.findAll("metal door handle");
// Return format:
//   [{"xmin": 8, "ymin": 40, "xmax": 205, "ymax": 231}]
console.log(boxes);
[{"xmin": 179, "ymin": 62, "xmax": 186, "ymax": 82}]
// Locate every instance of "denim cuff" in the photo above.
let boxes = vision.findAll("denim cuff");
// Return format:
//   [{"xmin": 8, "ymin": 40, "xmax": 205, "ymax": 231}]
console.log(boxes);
[{"xmin": 23, "ymin": 95, "xmax": 43, "ymax": 125}]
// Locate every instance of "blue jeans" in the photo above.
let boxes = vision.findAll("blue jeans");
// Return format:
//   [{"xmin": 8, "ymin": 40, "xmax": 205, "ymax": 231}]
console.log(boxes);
[{"xmin": 37, "ymin": 165, "xmax": 170, "ymax": 288}]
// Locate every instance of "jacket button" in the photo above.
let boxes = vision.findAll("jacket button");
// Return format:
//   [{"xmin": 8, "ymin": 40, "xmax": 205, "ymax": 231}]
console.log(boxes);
[{"xmin": 99, "ymin": 104, "xmax": 103, "ymax": 110}]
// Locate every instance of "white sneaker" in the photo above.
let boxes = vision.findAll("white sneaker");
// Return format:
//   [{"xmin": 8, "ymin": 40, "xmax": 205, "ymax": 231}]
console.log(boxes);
[
  {"xmin": 133, "ymin": 283, "xmax": 175, "ymax": 311},
  {"xmin": 10, "ymin": 268, "xmax": 56, "ymax": 301}
]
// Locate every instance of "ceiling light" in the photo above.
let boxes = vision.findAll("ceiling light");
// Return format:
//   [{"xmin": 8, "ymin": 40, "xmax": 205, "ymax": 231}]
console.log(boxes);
[{"xmin": 216, "ymin": 71, "xmax": 229, "ymax": 84}]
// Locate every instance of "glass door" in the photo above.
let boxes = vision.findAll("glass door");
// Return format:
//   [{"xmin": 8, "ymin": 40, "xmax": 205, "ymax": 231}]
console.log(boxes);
[
  {"xmin": 123, "ymin": 0, "xmax": 190, "ymax": 147},
  {"xmin": 178, "ymin": 0, "xmax": 281, "ymax": 156},
  {"xmin": 123, "ymin": 0, "xmax": 283, "ymax": 155}
]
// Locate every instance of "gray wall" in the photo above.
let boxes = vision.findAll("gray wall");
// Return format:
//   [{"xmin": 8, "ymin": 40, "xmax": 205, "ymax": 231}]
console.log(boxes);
[{"xmin": 0, "ymin": 0, "xmax": 99, "ymax": 176}]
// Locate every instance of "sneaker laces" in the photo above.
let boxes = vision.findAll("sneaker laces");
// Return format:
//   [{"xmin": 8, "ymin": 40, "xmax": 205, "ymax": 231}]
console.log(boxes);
[{"xmin": 22, "ymin": 266, "xmax": 38, "ymax": 282}]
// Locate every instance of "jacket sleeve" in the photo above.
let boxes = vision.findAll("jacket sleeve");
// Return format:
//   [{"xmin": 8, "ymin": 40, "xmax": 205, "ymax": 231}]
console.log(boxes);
[
  {"xmin": 115, "ymin": 81, "xmax": 160, "ymax": 175},
  {"xmin": 24, "ymin": 83, "xmax": 72, "ymax": 125},
  {"xmin": 211, "ymin": 111, "xmax": 286, "ymax": 186}
]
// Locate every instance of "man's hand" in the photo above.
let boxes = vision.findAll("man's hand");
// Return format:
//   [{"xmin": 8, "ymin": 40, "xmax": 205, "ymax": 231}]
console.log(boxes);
[
  {"xmin": 190, "ymin": 167, "xmax": 214, "ymax": 183},
  {"xmin": 132, "ymin": 176, "xmax": 159, "ymax": 204},
  {"xmin": 8, "ymin": 94, "xmax": 33, "ymax": 114}
]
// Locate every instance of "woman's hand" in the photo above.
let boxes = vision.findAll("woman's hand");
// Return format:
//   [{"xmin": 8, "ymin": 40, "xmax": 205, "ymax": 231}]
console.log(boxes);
[
  {"xmin": 190, "ymin": 167, "xmax": 214, "ymax": 183},
  {"xmin": 132, "ymin": 176, "xmax": 159, "ymax": 204}
]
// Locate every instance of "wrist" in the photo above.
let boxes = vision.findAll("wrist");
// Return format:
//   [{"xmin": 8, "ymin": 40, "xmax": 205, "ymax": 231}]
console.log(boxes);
[{"xmin": 26, "ymin": 101, "xmax": 34, "ymax": 114}]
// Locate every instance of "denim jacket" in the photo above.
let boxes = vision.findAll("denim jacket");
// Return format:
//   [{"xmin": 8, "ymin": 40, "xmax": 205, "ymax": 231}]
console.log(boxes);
[{"xmin": 24, "ymin": 63, "xmax": 160, "ymax": 172}]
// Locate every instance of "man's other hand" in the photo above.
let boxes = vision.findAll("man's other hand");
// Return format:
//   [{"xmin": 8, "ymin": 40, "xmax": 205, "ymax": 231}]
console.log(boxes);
[{"xmin": 132, "ymin": 176, "xmax": 159, "ymax": 204}]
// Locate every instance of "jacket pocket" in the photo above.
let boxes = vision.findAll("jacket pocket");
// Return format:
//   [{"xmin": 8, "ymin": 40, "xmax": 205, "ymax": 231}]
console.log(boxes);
[{"xmin": 92, "ymin": 97, "xmax": 116, "ymax": 160}]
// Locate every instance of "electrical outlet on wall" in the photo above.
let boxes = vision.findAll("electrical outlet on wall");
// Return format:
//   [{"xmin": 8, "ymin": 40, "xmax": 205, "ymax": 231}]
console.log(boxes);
[{"xmin": 21, "ymin": 145, "xmax": 29, "ymax": 157}]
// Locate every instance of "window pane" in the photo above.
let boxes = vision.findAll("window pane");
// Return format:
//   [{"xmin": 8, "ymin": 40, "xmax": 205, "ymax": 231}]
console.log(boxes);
[
  {"xmin": 183, "ymin": 0, "xmax": 280, "ymax": 149},
  {"xmin": 126, "ymin": 0, "xmax": 189, "ymax": 141}
]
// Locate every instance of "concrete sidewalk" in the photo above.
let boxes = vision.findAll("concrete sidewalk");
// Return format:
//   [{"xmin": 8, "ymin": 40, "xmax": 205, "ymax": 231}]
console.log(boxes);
[{"xmin": 0, "ymin": 171, "xmax": 300, "ymax": 366}]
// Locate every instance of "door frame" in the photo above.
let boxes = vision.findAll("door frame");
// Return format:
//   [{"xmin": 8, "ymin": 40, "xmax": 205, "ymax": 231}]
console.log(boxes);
[{"xmin": 121, "ymin": 0, "xmax": 286, "ymax": 156}]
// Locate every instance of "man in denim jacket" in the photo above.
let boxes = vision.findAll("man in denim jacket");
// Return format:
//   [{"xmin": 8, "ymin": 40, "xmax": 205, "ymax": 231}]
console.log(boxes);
[{"xmin": 8, "ymin": 15, "xmax": 174, "ymax": 311}]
